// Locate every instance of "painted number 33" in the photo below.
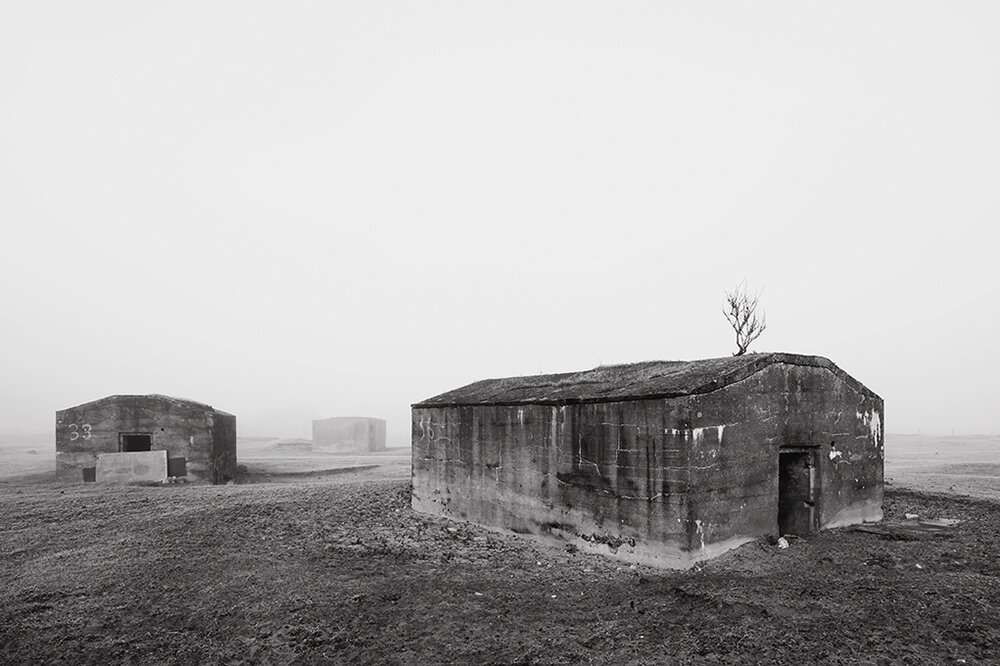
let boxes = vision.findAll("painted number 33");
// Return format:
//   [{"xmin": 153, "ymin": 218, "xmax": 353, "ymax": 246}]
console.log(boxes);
[{"xmin": 68, "ymin": 423, "xmax": 92, "ymax": 440}]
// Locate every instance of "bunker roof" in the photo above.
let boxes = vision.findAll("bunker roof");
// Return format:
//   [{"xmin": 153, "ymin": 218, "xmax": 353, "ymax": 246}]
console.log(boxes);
[
  {"xmin": 414, "ymin": 353, "xmax": 879, "ymax": 407},
  {"xmin": 59, "ymin": 394, "xmax": 233, "ymax": 416}
]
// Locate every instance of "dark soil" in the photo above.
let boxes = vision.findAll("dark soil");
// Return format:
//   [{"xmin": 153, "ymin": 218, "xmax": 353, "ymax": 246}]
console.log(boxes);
[{"xmin": 0, "ymin": 478, "xmax": 997, "ymax": 665}]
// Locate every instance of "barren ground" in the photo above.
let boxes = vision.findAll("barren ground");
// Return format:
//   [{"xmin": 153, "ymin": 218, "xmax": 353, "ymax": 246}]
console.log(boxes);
[{"xmin": 1, "ymin": 435, "xmax": 998, "ymax": 664}]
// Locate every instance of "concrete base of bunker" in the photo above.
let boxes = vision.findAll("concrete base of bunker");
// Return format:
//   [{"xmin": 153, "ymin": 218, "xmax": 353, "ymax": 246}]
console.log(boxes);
[{"xmin": 411, "ymin": 488, "xmax": 761, "ymax": 568}]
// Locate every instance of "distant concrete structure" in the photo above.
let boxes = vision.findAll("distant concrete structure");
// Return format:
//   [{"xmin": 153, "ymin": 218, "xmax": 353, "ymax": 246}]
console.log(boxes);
[
  {"xmin": 412, "ymin": 353, "xmax": 884, "ymax": 568},
  {"xmin": 312, "ymin": 417, "xmax": 386, "ymax": 453},
  {"xmin": 56, "ymin": 395, "xmax": 237, "ymax": 484}
]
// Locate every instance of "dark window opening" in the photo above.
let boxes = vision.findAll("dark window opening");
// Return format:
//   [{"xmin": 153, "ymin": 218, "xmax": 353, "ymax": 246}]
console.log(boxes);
[
  {"xmin": 82, "ymin": 467, "xmax": 96, "ymax": 482},
  {"xmin": 120, "ymin": 433, "xmax": 152, "ymax": 452}
]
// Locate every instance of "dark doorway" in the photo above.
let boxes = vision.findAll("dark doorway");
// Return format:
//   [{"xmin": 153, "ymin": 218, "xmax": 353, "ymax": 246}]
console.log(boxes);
[
  {"xmin": 167, "ymin": 457, "xmax": 187, "ymax": 477},
  {"xmin": 778, "ymin": 448, "xmax": 817, "ymax": 536},
  {"xmin": 120, "ymin": 433, "xmax": 152, "ymax": 452}
]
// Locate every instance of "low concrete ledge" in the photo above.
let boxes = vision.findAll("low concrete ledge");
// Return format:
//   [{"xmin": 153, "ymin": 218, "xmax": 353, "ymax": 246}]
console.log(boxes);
[{"xmin": 96, "ymin": 450, "xmax": 168, "ymax": 483}]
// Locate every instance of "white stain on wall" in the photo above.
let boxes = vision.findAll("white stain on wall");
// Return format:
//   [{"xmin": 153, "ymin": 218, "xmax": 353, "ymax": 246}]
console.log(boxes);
[
  {"xmin": 856, "ymin": 409, "xmax": 883, "ymax": 447},
  {"xmin": 868, "ymin": 410, "xmax": 882, "ymax": 446},
  {"xmin": 664, "ymin": 425, "xmax": 727, "ymax": 444}
]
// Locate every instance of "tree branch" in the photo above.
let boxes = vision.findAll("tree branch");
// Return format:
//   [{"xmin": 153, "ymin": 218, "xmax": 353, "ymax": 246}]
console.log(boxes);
[{"xmin": 723, "ymin": 282, "xmax": 767, "ymax": 356}]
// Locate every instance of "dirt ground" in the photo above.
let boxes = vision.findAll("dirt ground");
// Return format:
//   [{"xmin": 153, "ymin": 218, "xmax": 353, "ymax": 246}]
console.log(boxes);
[{"xmin": 1, "ymin": 436, "xmax": 998, "ymax": 664}]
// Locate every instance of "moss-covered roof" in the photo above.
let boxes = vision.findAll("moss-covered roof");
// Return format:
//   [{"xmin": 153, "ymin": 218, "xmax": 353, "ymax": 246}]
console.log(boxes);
[
  {"xmin": 414, "ymin": 353, "xmax": 878, "ymax": 407},
  {"xmin": 60, "ymin": 394, "xmax": 232, "ymax": 416}
]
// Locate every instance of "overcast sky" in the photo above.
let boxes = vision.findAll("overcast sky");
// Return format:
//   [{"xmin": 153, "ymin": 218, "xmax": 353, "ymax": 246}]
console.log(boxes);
[{"xmin": 1, "ymin": 1, "xmax": 997, "ymax": 443}]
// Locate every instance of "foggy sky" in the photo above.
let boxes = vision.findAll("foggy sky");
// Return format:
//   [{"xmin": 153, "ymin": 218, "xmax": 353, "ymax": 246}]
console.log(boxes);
[{"xmin": 2, "ymin": 2, "xmax": 998, "ymax": 444}]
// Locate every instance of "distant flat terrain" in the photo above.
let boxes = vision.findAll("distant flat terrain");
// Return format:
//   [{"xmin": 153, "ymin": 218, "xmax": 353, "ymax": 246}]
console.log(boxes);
[
  {"xmin": 0, "ymin": 435, "xmax": 411, "ymax": 484},
  {"xmin": 0, "ymin": 434, "xmax": 53, "ymax": 480},
  {"xmin": 237, "ymin": 437, "xmax": 411, "ymax": 481},
  {"xmin": 885, "ymin": 433, "xmax": 1000, "ymax": 499},
  {"xmin": 5, "ymin": 433, "xmax": 999, "ymax": 499}
]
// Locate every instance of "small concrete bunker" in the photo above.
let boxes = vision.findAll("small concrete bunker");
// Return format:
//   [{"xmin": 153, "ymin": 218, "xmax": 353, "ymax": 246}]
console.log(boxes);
[
  {"xmin": 312, "ymin": 417, "xmax": 386, "ymax": 453},
  {"xmin": 56, "ymin": 394, "xmax": 237, "ymax": 484},
  {"xmin": 412, "ymin": 353, "xmax": 884, "ymax": 567}
]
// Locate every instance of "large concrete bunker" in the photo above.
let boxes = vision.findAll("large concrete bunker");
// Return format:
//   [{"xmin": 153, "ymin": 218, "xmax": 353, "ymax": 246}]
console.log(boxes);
[
  {"xmin": 56, "ymin": 394, "xmax": 237, "ymax": 484},
  {"xmin": 412, "ymin": 353, "xmax": 884, "ymax": 567},
  {"xmin": 312, "ymin": 417, "xmax": 386, "ymax": 453}
]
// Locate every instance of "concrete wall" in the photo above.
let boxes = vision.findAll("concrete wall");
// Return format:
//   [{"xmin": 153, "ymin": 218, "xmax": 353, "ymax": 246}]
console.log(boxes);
[
  {"xmin": 412, "ymin": 401, "xmax": 692, "ymax": 565},
  {"xmin": 96, "ymin": 451, "xmax": 168, "ymax": 483},
  {"xmin": 55, "ymin": 396, "xmax": 237, "ymax": 485},
  {"xmin": 673, "ymin": 363, "xmax": 883, "ymax": 555},
  {"xmin": 411, "ymin": 362, "xmax": 883, "ymax": 567},
  {"xmin": 211, "ymin": 411, "xmax": 238, "ymax": 484},
  {"xmin": 312, "ymin": 417, "xmax": 386, "ymax": 453}
]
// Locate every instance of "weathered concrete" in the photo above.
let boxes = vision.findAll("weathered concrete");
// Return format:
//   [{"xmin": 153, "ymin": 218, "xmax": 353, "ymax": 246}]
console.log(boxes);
[
  {"xmin": 96, "ymin": 451, "xmax": 168, "ymax": 483},
  {"xmin": 412, "ymin": 353, "xmax": 884, "ymax": 568},
  {"xmin": 312, "ymin": 417, "xmax": 386, "ymax": 453},
  {"xmin": 56, "ymin": 395, "xmax": 237, "ymax": 485}
]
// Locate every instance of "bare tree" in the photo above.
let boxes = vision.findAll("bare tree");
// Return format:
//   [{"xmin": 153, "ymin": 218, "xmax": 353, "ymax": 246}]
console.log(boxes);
[{"xmin": 723, "ymin": 282, "xmax": 767, "ymax": 356}]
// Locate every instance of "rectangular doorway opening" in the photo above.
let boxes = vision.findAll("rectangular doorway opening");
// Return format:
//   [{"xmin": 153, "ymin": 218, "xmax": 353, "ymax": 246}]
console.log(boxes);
[
  {"xmin": 120, "ymin": 433, "xmax": 152, "ymax": 452},
  {"xmin": 167, "ymin": 457, "xmax": 187, "ymax": 477},
  {"xmin": 778, "ymin": 447, "xmax": 817, "ymax": 536}
]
